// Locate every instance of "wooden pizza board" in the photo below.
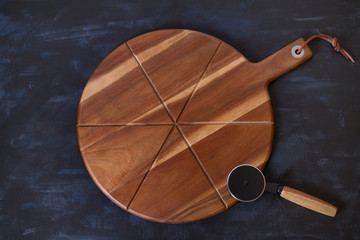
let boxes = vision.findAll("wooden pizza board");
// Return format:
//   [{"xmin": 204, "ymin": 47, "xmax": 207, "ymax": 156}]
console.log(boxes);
[{"xmin": 77, "ymin": 29, "xmax": 312, "ymax": 223}]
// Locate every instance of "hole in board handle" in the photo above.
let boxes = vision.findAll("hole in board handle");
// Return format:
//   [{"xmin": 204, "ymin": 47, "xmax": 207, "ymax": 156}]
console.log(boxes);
[{"xmin": 291, "ymin": 45, "xmax": 305, "ymax": 59}]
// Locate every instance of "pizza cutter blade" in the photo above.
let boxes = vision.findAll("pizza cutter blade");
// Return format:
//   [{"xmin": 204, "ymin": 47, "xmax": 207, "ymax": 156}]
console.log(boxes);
[{"xmin": 227, "ymin": 164, "xmax": 337, "ymax": 217}]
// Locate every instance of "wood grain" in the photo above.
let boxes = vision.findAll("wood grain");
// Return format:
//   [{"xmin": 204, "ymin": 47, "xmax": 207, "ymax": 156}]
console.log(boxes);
[
  {"xmin": 77, "ymin": 44, "xmax": 172, "ymax": 125},
  {"xmin": 78, "ymin": 126, "xmax": 172, "ymax": 209},
  {"xmin": 128, "ymin": 128, "xmax": 226, "ymax": 223},
  {"xmin": 77, "ymin": 29, "xmax": 313, "ymax": 223},
  {"xmin": 180, "ymin": 124, "xmax": 273, "ymax": 207},
  {"xmin": 280, "ymin": 186, "xmax": 337, "ymax": 217},
  {"xmin": 127, "ymin": 29, "xmax": 221, "ymax": 120},
  {"xmin": 179, "ymin": 38, "xmax": 312, "ymax": 123}
]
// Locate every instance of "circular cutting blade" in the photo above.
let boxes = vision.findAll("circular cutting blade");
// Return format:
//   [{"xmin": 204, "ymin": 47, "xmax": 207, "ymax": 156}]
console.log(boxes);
[{"xmin": 227, "ymin": 164, "xmax": 266, "ymax": 202}]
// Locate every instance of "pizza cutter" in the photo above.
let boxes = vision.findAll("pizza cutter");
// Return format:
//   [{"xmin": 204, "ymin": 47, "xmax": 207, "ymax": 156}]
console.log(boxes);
[{"xmin": 227, "ymin": 164, "xmax": 337, "ymax": 217}]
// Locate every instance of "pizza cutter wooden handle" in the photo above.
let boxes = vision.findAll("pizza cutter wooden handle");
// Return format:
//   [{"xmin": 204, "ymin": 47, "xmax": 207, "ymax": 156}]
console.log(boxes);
[{"xmin": 280, "ymin": 186, "xmax": 337, "ymax": 217}]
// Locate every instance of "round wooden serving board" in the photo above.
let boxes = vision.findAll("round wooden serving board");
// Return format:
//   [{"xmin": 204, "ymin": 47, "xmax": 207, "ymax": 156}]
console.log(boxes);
[{"xmin": 77, "ymin": 29, "xmax": 312, "ymax": 223}]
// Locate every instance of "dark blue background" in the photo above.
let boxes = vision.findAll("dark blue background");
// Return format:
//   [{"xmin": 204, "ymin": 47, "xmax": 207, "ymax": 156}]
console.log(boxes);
[{"xmin": 1, "ymin": 0, "xmax": 359, "ymax": 239}]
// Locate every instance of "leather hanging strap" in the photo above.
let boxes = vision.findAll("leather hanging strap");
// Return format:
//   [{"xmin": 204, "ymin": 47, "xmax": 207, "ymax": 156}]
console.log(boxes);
[{"xmin": 297, "ymin": 33, "xmax": 355, "ymax": 63}]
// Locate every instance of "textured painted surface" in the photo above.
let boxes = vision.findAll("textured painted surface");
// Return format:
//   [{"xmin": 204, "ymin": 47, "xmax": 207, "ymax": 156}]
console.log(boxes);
[{"xmin": 0, "ymin": 0, "xmax": 359, "ymax": 239}]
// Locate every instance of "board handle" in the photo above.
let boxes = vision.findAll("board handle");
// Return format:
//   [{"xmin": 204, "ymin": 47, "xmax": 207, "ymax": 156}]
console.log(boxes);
[
  {"xmin": 280, "ymin": 186, "xmax": 337, "ymax": 217},
  {"xmin": 255, "ymin": 38, "xmax": 313, "ymax": 86}
]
